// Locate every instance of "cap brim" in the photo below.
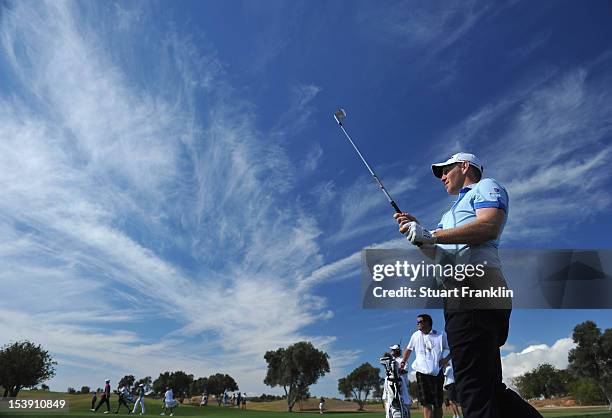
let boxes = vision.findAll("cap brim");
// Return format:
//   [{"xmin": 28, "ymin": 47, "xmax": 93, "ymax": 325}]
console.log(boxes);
[{"xmin": 431, "ymin": 162, "xmax": 453, "ymax": 178}]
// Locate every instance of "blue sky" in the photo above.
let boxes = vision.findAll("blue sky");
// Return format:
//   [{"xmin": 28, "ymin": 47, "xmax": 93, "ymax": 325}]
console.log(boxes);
[{"xmin": 1, "ymin": 0, "xmax": 612, "ymax": 396}]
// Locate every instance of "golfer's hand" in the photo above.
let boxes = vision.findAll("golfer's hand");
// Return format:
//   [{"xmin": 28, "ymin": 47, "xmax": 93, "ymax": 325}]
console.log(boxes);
[
  {"xmin": 394, "ymin": 212, "xmax": 419, "ymax": 234},
  {"xmin": 406, "ymin": 222, "xmax": 437, "ymax": 245},
  {"xmin": 439, "ymin": 358, "xmax": 449, "ymax": 368}
]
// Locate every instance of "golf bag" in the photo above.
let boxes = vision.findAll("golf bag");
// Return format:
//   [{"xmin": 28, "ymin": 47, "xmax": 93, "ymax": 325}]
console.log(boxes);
[{"xmin": 380, "ymin": 356, "xmax": 410, "ymax": 418}]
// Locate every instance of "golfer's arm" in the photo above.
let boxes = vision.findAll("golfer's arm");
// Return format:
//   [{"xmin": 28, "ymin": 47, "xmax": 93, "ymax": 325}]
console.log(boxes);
[
  {"xmin": 401, "ymin": 348, "xmax": 412, "ymax": 366},
  {"xmin": 434, "ymin": 208, "xmax": 504, "ymax": 245}
]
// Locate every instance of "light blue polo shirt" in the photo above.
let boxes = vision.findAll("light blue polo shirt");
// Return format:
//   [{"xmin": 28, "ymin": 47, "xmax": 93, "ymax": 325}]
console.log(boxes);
[{"xmin": 435, "ymin": 178, "xmax": 509, "ymax": 268}]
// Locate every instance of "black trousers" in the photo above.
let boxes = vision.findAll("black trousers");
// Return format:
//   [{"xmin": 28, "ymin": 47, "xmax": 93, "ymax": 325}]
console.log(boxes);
[
  {"xmin": 95, "ymin": 395, "xmax": 110, "ymax": 412},
  {"xmin": 444, "ymin": 309, "xmax": 543, "ymax": 418},
  {"xmin": 115, "ymin": 396, "xmax": 130, "ymax": 413}
]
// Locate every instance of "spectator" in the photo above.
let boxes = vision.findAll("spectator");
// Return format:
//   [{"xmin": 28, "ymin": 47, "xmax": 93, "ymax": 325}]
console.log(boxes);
[{"xmin": 401, "ymin": 314, "xmax": 450, "ymax": 418}]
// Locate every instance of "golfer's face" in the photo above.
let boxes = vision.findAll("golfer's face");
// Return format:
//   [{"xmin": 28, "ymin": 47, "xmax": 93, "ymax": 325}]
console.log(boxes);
[{"xmin": 440, "ymin": 163, "xmax": 464, "ymax": 195}]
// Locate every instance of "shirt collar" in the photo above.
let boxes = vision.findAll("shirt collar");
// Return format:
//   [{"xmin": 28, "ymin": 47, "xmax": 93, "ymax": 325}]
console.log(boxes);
[{"xmin": 459, "ymin": 182, "xmax": 477, "ymax": 194}]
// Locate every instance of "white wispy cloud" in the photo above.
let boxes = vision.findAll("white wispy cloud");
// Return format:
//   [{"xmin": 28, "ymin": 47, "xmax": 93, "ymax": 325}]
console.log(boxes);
[
  {"xmin": 327, "ymin": 171, "xmax": 421, "ymax": 244},
  {"xmin": 0, "ymin": 0, "xmax": 333, "ymax": 394},
  {"xmin": 304, "ymin": 143, "xmax": 323, "ymax": 171},
  {"xmin": 360, "ymin": 0, "xmax": 500, "ymax": 80},
  {"xmin": 437, "ymin": 63, "xmax": 612, "ymax": 243}
]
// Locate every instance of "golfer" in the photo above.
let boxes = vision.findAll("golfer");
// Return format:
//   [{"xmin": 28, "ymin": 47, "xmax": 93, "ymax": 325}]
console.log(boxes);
[
  {"xmin": 132, "ymin": 383, "xmax": 146, "ymax": 415},
  {"xmin": 92, "ymin": 379, "xmax": 111, "ymax": 413},
  {"xmin": 400, "ymin": 314, "xmax": 449, "ymax": 418},
  {"xmin": 394, "ymin": 152, "xmax": 542, "ymax": 418}
]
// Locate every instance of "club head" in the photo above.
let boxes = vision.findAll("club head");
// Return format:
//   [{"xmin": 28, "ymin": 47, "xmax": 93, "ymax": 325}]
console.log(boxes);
[{"xmin": 334, "ymin": 108, "xmax": 347, "ymax": 125}]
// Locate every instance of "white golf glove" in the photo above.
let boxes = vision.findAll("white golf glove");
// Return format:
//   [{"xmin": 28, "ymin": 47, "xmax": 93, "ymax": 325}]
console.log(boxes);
[{"xmin": 406, "ymin": 222, "xmax": 437, "ymax": 245}]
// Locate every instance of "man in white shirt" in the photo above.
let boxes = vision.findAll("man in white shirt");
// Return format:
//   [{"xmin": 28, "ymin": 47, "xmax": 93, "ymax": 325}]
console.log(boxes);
[
  {"xmin": 400, "ymin": 314, "xmax": 450, "ymax": 418},
  {"xmin": 161, "ymin": 387, "xmax": 178, "ymax": 416}
]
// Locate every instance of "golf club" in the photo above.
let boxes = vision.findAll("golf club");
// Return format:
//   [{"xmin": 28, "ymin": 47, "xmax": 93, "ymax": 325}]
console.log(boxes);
[{"xmin": 333, "ymin": 108, "xmax": 402, "ymax": 214}]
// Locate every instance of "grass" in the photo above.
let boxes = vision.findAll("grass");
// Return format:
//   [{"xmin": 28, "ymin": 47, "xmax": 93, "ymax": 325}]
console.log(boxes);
[{"xmin": 0, "ymin": 392, "xmax": 610, "ymax": 418}]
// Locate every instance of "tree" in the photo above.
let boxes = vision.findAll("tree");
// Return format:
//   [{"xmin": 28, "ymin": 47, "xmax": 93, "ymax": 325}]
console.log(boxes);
[
  {"xmin": 0, "ymin": 341, "xmax": 56, "ymax": 397},
  {"xmin": 264, "ymin": 341, "xmax": 330, "ymax": 412},
  {"xmin": 41, "ymin": 384, "xmax": 49, "ymax": 391},
  {"xmin": 207, "ymin": 373, "xmax": 238, "ymax": 398},
  {"xmin": 80, "ymin": 386, "xmax": 91, "ymax": 394},
  {"xmin": 338, "ymin": 363, "xmax": 381, "ymax": 410},
  {"xmin": 568, "ymin": 321, "xmax": 612, "ymax": 409},
  {"xmin": 373, "ymin": 383, "xmax": 384, "ymax": 402},
  {"xmin": 171, "ymin": 371, "xmax": 195, "ymax": 397},
  {"xmin": 512, "ymin": 363, "xmax": 572, "ymax": 399},
  {"xmin": 135, "ymin": 376, "xmax": 152, "ymax": 393},
  {"xmin": 153, "ymin": 371, "xmax": 194, "ymax": 397},
  {"xmin": 67, "ymin": 387, "xmax": 76, "ymax": 394},
  {"xmin": 569, "ymin": 378, "xmax": 607, "ymax": 406},
  {"xmin": 118, "ymin": 375, "xmax": 135, "ymax": 389},
  {"xmin": 190, "ymin": 377, "xmax": 208, "ymax": 395},
  {"xmin": 153, "ymin": 372, "xmax": 170, "ymax": 395}
]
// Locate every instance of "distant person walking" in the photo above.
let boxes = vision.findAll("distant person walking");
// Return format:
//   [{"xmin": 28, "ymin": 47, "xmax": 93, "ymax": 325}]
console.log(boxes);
[
  {"xmin": 114, "ymin": 386, "xmax": 133, "ymax": 414},
  {"xmin": 199, "ymin": 393, "xmax": 208, "ymax": 407},
  {"xmin": 91, "ymin": 390, "xmax": 98, "ymax": 410},
  {"xmin": 444, "ymin": 361, "xmax": 461, "ymax": 418},
  {"xmin": 241, "ymin": 393, "xmax": 247, "ymax": 409},
  {"xmin": 319, "ymin": 397, "xmax": 325, "ymax": 414},
  {"xmin": 132, "ymin": 383, "xmax": 146, "ymax": 415},
  {"xmin": 92, "ymin": 379, "xmax": 111, "ymax": 413}
]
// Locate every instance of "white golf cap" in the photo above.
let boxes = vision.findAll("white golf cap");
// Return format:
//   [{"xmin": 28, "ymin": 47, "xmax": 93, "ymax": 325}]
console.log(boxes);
[
  {"xmin": 389, "ymin": 344, "xmax": 401, "ymax": 350},
  {"xmin": 139, "ymin": 383, "xmax": 144, "ymax": 387},
  {"xmin": 105, "ymin": 379, "xmax": 110, "ymax": 382},
  {"xmin": 431, "ymin": 152, "xmax": 483, "ymax": 178}
]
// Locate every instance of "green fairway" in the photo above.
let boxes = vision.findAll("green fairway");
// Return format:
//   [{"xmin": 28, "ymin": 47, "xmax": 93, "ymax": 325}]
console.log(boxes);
[{"xmin": 1, "ymin": 393, "xmax": 610, "ymax": 418}]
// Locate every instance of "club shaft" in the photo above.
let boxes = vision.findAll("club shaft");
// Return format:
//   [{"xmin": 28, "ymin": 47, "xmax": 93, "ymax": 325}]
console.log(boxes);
[{"xmin": 338, "ymin": 124, "xmax": 402, "ymax": 213}]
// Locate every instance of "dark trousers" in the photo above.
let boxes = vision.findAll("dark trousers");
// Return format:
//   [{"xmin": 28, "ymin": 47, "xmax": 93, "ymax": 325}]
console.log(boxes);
[
  {"xmin": 115, "ymin": 396, "xmax": 130, "ymax": 413},
  {"xmin": 91, "ymin": 396, "xmax": 97, "ymax": 410},
  {"xmin": 444, "ymin": 309, "xmax": 543, "ymax": 418},
  {"xmin": 95, "ymin": 395, "xmax": 110, "ymax": 412}
]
